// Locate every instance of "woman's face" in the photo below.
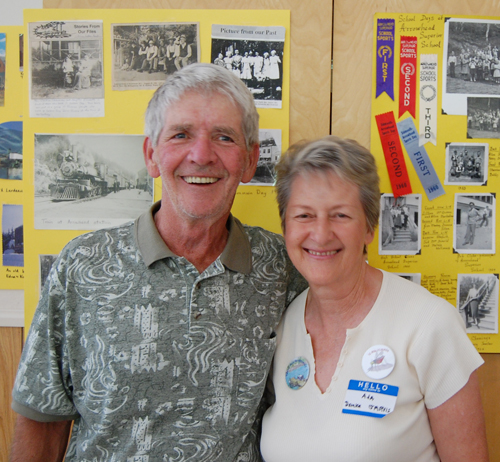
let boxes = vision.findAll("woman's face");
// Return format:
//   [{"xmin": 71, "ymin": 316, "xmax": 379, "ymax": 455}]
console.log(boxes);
[{"xmin": 284, "ymin": 171, "xmax": 373, "ymax": 290}]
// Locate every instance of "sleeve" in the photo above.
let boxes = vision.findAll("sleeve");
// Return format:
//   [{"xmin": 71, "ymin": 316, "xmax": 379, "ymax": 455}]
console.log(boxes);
[
  {"xmin": 12, "ymin": 248, "xmax": 79, "ymax": 422},
  {"xmin": 283, "ymin": 246, "xmax": 308, "ymax": 308},
  {"xmin": 409, "ymin": 297, "xmax": 484, "ymax": 410}
]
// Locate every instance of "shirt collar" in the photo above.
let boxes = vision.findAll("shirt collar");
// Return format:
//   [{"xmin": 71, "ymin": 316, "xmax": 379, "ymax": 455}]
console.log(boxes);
[{"xmin": 134, "ymin": 201, "xmax": 252, "ymax": 274}]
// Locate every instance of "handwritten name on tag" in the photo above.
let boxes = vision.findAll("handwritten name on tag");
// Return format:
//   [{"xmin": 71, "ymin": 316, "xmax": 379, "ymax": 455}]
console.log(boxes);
[{"xmin": 342, "ymin": 380, "xmax": 399, "ymax": 418}]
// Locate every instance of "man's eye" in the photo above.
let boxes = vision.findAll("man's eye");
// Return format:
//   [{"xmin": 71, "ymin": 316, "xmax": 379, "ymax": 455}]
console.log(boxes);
[
  {"xmin": 218, "ymin": 135, "xmax": 234, "ymax": 142},
  {"xmin": 173, "ymin": 133, "xmax": 187, "ymax": 139}
]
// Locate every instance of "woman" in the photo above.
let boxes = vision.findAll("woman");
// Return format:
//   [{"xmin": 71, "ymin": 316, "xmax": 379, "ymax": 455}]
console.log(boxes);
[
  {"xmin": 465, "ymin": 283, "xmax": 480, "ymax": 328},
  {"xmin": 261, "ymin": 136, "xmax": 488, "ymax": 461}
]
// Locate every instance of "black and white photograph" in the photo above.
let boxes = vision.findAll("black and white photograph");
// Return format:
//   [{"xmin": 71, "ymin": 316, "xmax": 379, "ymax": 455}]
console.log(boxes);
[
  {"xmin": 112, "ymin": 23, "xmax": 199, "ymax": 90},
  {"xmin": 444, "ymin": 142, "xmax": 488, "ymax": 185},
  {"xmin": 467, "ymin": 96, "xmax": 500, "ymax": 139},
  {"xmin": 457, "ymin": 273, "xmax": 498, "ymax": 333},
  {"xmin": 39, "ymin": 254, "xmax": 57, "ymax": 290},
  {"xmin": 453, "ymin": 194, "xmax": 495, "ymax": 254},
  {"xmin": 29, "ymin": 20, "xmax": 104, "ymax": 117},
  {"xmin": 246, "ymin": 129, "xmax": 282, "ymax": 186},
  {"xmin": 2, "ymin": 204, "xmax": 23, "ymax": 267},
  {"xmin": 395, "ymin": 273, "xmax": 421, "ymax": 285},
  {"xmin": 34, "ymin": 134, "xmax": 154, "ymax": 230},
  {"xmin": 211, "ymin": 24, "xmax": 285, "ymax": 109},
  {"xmin": 0, "ymin": 121, "xmax": 22, "ymax": 180},
  {"xmin": 443, "ymin": 18, "xmax": 500, "ymax": 115},
  {"xmin": 379, "ymin": 194, "xmax": 421, "ymax": 255}
]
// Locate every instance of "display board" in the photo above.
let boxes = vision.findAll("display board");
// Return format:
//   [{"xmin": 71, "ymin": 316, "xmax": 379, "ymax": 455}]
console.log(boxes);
[
  {"xmin": 369, "ymin": 13, "xmax": 500, "ymax": 354},
  {"xmin": 21, "ymin": 8, "xmax": 291, "ymax": 327},
  {"xmin": 0, "ymin": 27, "xmax": 25, "ymax": 327}
]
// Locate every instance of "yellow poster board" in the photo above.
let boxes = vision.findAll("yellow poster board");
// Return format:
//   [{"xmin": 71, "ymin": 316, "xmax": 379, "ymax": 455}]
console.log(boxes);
[
  {"xmin": 370, "ymin": 13, "xmax": 500, "ymax": 353},
  {"xmin": 23, "ymin": 9, "xmax": 290, "ymax": 326},
  {"xmin": 0, "ymin": 26, "xmax": 24, "ymax": 291}
]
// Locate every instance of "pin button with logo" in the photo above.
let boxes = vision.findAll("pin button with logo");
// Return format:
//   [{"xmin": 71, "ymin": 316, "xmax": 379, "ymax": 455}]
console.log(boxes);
[
  {"xmin": 361, "ymin": 344, "xmax": 395, "ymax": 380},
  {"xmin": 285, "ymin": 357, "xmax": 310, "ymax": 390}
]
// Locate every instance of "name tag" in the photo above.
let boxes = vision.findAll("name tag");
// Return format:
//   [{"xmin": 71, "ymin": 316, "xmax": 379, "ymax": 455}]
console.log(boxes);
[{"xmin": 342, "ymin": 380, "xmax": 399, "ymax": 418}]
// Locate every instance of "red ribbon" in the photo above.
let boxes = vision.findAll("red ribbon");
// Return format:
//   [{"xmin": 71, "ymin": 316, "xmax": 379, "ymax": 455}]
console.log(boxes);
[
  {"xmin": 375, "ymin": 112, "xmax": 413, "ymax": 198},
  {"xmin": 399, "ymin": 36, "xmax": 417, "ymax": 118}
]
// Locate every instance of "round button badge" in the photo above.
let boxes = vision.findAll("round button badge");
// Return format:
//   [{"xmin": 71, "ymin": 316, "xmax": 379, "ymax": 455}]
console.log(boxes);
[
  {"xmin": 361, "ymin": 344, "xmax": 396, "ymax": 380},
  {"xmin": 285, "ymin": 357, "xmax": 310, "ymax": 390}
]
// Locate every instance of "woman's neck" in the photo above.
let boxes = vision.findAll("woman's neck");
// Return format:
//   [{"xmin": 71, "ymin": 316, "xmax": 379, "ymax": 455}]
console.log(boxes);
[{"xmin": 305, "ymin": 265, "xmax": 383, "ymax": 332}]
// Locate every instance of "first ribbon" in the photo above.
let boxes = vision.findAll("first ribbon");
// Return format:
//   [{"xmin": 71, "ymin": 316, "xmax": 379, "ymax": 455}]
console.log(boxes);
[{"xmin": 376, "ymin": 18, "xmax": 395, "ymax": 100}]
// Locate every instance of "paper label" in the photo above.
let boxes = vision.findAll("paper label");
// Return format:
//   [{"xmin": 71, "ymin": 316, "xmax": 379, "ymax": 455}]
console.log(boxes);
[{"xmin": 342, "ymin": 380, "xmax": 399, "ymax": 418}]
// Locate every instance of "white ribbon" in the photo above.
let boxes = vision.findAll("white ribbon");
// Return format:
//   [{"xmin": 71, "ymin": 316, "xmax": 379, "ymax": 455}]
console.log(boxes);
[{"xmin": 419, "ymin": 54, "xmax": 438, "ymax": 146}]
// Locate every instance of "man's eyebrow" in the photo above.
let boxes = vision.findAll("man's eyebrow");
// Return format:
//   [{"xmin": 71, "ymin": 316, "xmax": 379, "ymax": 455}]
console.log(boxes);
[
  {"xmin": 166, "ymin": 124, "xmax": 192, "ymax": 132},
  {"xmin": 213, "ymin": 126, "xmax": 239, "ymax": 137}
]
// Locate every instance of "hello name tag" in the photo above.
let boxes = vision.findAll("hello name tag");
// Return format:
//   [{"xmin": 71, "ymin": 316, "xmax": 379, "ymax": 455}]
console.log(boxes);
[{"xmin": 342, "ymin": 380, "xmax": 399, "ymax": 418}]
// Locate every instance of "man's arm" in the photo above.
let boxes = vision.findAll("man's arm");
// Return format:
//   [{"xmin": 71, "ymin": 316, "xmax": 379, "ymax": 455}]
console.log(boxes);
[
  {"xmin": 9, "ymin": 415, "xmax": 72, "ymax": 462},
  {"xmin": 427, "ymin": 371, "xmax": 489, "ymax": 462}
]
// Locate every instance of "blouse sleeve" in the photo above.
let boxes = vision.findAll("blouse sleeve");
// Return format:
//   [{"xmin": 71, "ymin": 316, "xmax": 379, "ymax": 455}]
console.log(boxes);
[{"xmin": 409, "ymin": 297, "xmax": 484, "ymax": 410}]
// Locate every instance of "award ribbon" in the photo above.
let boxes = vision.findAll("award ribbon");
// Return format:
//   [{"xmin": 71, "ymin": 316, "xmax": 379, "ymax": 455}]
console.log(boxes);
[
  {"xmin": 375, "ymin": 112, "xmax": 412, "ymax": 198},
  {"xmin": 419, "ymin": 54, "xmax": 438, "ymax": 146},
  {"xmin": 397, "ymin": 117, "xmax": 445, "ymax": 201},
  {"xmin": 399, "ymin": 36, "xmax": 417, "ymax": 118},
  {"xmin": 376, "ymin": 19, "xmax": 395, "ymax": 100}
]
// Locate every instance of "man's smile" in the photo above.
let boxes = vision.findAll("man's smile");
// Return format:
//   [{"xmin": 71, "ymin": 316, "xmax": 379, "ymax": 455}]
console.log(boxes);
[{"xmin": 182, "ymin": 176, "xmax": 219, "ymax": 184}]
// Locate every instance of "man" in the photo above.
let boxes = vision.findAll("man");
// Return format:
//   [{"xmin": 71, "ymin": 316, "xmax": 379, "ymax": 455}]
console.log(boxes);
[
  {"xmin": 10, "ymin": 64, "xmax": 306, "ymax": 462},
  {"xmin": 463, "ymin": 202, "xmax": 480, "ymax": 246},
  {"xmin": 139, "ymin": 40, "xmax": 158, "ymax": 73},
  {"xmin": 478, "ymin": 205, "xmax": 490, "ymax": 228},
  {"xmin": 174, "ymin": 35, "xmax": 192, "ymax": 71}
]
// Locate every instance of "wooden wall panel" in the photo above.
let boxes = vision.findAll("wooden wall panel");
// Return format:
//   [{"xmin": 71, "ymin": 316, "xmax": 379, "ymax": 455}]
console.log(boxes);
[
  {"xmin": 0, "ymin": 327, "xmax": 23, "ymax": 462},
  {"xmin": 332, "ymin": 1, "xmax": 500, "ymax": 459},
  {"xmin": 43, "ymin": 0, "xmax": 333, "ymax": 145}
]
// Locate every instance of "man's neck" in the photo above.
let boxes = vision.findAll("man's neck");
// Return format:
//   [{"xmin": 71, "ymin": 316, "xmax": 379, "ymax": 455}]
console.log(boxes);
[{"xmin": 154, "ymin": 207, "xmax": 230, "ymax": 274}]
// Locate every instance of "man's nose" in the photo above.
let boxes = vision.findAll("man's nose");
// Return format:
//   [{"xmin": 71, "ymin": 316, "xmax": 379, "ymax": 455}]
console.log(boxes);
[{"xmin": 188, "ymin": 135, "xmax": 217, "ymax": 165}]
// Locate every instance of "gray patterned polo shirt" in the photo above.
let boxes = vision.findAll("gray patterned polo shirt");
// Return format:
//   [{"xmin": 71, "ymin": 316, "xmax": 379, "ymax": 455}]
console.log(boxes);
[{"xmin": 12, "ymin": 202, "xmax": 307, "ymax": 462}]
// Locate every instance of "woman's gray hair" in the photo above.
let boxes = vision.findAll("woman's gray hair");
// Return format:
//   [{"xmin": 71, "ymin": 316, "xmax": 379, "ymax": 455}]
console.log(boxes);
[
  {"xmin": 144, "ymin": 63, "xmax": 259, "ymax": 150},
  {"xmin": 275, "ymin": 135, "xmax": 380, "ymax": 233}
]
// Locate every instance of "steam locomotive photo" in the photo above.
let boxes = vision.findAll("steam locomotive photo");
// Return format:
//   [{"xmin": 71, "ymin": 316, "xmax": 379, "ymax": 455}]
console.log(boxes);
[{"xmin": 49, "ymin": 150, "xmax": 126, "ymax": 201}]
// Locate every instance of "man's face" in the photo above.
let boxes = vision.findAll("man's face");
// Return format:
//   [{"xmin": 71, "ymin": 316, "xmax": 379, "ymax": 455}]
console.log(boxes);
[{"xmin": 144, "ymin": 91, "xmax": 259, "ymax": 225}]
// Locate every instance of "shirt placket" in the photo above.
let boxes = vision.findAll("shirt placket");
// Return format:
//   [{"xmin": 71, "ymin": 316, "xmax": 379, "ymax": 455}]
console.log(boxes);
[{"xmin": 174, "ymin": 256, "xmax": 226, "ymax": 330}]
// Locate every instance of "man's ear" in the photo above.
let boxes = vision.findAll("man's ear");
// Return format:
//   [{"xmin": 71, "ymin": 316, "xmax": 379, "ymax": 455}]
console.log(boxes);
[
  {"xmin": 143, "ymin": 137, "xmax": 160, "ymax": 178},
  {"xmin": 240, "ymin": 143, "xmax": 260, "ymax": 184}
]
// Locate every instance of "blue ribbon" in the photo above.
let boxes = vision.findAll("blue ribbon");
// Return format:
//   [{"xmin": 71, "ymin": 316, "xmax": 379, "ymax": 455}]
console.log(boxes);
[
  {"xmin": 397, "ymin": 117, "xmax": 445, "ymax": 201},
  {"xmin": 376, "ymin": 19, "xmax": 395, "ymax": 100}
]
